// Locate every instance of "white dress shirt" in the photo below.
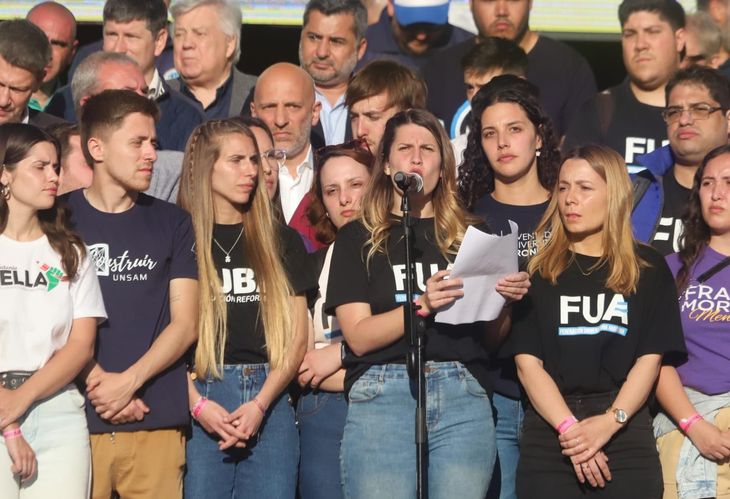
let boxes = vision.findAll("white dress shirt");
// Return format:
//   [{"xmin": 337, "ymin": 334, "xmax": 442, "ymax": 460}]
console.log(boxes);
[{"xmin": 278, "ymin": 146, "xmax": 314, "ymax": 223}]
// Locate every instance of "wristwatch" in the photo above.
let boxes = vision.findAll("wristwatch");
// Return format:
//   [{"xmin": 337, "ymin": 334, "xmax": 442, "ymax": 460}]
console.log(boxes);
[{"xmin": 612, "ymin": 408, "xmax": 628, "ymax": 425}]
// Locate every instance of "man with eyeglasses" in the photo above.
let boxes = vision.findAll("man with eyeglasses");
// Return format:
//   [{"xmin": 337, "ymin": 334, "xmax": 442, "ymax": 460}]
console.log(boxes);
[
  {"xmin": 632, "ymin": 66, "xmax": 730, "ymax": 254},
  {"xmin": 359, "ymin": 0, "xmax": 472, "ymax": 71}
]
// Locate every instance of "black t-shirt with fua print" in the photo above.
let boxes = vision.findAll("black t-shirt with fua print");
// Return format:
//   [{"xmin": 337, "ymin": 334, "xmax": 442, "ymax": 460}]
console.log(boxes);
[
  {"xmin": 213, "ymin": 222, "xmax": 315, "ymax": 364},
  {"xmin": 325, "ymin": 217, "xmax": 491, "ymax": 395},
  {"xmin": 504, "ymin": 245, "xmax": 686, "ymax": 395},
  {"xmin": 651, "ymin": 171, "xmax": 691, "ymax": 256}
]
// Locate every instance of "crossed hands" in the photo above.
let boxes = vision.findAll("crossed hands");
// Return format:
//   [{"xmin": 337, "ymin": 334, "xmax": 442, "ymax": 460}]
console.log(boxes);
[
  {"xmin": 194, "ymin": 399, "xmax": 265, "ymax": 451},
  {"xmin": 559, "ymin": 414, "xmax": 619, "ymax": 488}
]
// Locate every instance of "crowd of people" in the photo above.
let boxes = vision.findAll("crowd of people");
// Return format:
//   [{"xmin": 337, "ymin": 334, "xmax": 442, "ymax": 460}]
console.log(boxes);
[{"xmin": 0, "ymin": 0, "xmax": 728, "ymax": 498}]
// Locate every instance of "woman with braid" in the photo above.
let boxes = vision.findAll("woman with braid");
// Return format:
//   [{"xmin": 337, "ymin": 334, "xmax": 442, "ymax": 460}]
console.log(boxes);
[{"xmin": 179, "ymin": 119, "xmax": 314, "ymax": 498}]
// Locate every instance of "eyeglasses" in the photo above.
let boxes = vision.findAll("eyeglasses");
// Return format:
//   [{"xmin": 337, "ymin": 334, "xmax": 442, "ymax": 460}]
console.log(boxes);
[
  {"xmin": 261, "ymin": 149, "xmax": 286, "ymax": 172},
  {"xmin": 661, "ymin": 103, "xmax": 725, "ymax": 124}
]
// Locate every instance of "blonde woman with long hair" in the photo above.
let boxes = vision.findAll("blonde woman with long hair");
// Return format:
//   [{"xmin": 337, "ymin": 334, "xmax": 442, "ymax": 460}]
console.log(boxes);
[
  {"xmin": 178, "ymin": 119, "xmax": 312, "ymax": 499},
  {"xmin": 505, "ymin": 145, "xmax": 686, "ymax": 498},
  {"xmin": 326, "ymin": 109, "xmax": 530, "ymax": 498}
]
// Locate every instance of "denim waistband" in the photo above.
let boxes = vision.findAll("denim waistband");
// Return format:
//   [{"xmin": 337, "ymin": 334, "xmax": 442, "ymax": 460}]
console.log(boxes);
[
  {"xmin": 208, "ymin": 363, "xmax": 270, "ymax": 382},
  {"xmin": 358, "ymin": 361, "xmax": 469, "ymax": 382},
  {"xmin": 221, "ymin": 363, "xmax": 269, "ymax": 373}
]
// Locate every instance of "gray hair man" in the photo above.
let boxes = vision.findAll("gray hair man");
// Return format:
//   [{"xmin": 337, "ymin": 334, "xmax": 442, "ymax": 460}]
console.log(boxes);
[
  {"xmin": 169, "ymin": 0, "xmax": 256, "ymax": 119},
  {"xmin": 251, "ymin": 63, "xmax": 321, "ymax": 232},
  {"xmin": 71, "ymin": 52, "xmax": 183, "ymax": 202}
]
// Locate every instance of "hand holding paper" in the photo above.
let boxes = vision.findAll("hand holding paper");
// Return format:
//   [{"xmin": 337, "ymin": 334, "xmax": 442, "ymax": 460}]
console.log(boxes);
[{"xmin": 436, "ymin": 222, "xmax": 521, "ymax": 324}]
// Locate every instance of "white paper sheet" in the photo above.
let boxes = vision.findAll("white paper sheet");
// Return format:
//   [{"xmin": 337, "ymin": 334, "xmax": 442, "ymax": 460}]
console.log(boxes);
[{"xmin": 436, "ymin": 222, "xmax": 519, "ymax": 324}]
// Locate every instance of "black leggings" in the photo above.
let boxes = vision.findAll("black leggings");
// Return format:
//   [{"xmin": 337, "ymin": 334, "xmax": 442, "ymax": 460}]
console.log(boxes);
[{"xmin": 516, "ymin": 391, "xmax": 662, "ymax": 499}]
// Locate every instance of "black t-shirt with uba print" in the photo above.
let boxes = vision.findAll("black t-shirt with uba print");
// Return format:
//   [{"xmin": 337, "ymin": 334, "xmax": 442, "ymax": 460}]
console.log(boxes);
[{"xmin": 325, "ymin": 217, "xmax": 491, "ymax": 395}]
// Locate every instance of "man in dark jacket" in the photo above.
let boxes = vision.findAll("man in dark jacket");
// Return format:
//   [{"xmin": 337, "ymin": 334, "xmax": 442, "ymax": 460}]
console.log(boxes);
[
  {"xmin": 633, "ymin": 66, "xmax": 730, "ymax": 254},
  {"xmin": 0, "ymin": 20, "xmax": 65, "ymax": 128},
  {"xmin": 169, "ymin": 0, "xmax": 257, "ymax": 120},
  {"xmin": 46, "ymin": 0, "xmax": 203, "ymax": 151}
]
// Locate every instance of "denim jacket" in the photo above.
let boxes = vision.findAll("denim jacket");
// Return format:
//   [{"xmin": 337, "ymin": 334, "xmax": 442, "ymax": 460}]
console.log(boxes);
[{"xmin": 653, "ymin": 387, "xmax": 730, "ymax": 499}]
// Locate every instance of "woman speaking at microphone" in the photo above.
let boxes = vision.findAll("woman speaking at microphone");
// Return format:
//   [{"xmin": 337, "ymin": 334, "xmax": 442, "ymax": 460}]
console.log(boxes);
[{"xmin": 325, "ymin": 109, "xmax": 530, "ymax": 499}]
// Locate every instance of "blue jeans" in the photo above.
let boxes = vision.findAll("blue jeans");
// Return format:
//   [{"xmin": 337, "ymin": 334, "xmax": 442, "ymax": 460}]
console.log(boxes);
[
  {"xmin": 340, "ymin": 362, "xmax": 496, "ymax": 499},
  {"xmin": 184, "ymin": 364, "xmax": 299, "ymax": 499},
  {"xmin": 486, "ymin": 393, "xmax": 524, "ymax": 499},
  {"xmin": 297, "ymin": 390, "xmax": 347, "ymax": 499}
]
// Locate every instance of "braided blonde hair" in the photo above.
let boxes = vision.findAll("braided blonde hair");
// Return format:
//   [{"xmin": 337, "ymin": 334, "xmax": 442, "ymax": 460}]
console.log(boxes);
[{"xmin": 178, "ymin": 120, "xmax": 295, "ymax": 379}]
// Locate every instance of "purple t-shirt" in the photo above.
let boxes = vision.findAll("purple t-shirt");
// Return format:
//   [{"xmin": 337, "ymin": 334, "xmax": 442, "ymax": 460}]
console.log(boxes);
[
  {"xmin": 64, "ymin": 190, "xmax": 198, "ymax": 433},
  {"xmin": 667, "ymin": 248, "xmax": 730, "ymax": 395}
]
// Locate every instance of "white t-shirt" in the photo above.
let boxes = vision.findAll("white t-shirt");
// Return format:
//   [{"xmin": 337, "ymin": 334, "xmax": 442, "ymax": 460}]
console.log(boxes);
[
  {"xmin": 0, "ymin": 234, "xmax": 107, "ymax": 371},
  {"xmin": 313, "ymin": 244, "xmax": 342, "ymax": 348}
]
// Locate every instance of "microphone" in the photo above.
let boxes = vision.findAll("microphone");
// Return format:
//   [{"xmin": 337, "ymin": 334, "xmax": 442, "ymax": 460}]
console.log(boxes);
[{"xmin": 393, "ymin": 171, "xmax": 423, "ymax": 193}]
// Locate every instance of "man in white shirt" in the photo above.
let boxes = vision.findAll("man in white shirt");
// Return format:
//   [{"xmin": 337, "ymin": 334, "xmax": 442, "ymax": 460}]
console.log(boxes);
[
  {"xmin": 251, "ymin": 63, "xmax": 321, "ymax": 238},
  {"xmin": 299, "ymin": 0, "xmax": 367, "ymax": 146}
]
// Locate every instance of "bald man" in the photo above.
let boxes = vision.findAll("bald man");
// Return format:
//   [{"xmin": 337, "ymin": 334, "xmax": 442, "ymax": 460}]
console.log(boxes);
[
  {"xmin": 251, "ymin": 63, "xmax": 322, "ymax": 235},
  {"xmin": 27, "ymin": 1, "xmax": 78, "ymax": 111}
]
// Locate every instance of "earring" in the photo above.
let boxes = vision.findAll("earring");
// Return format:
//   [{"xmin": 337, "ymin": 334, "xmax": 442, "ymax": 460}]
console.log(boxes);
[
  {"xmin": 536, "ymin": 149, "xmax": 542, "ymax": 158},
  {"xmin": 1, "ymin": 184, "xmax": 8, "ymax": 200}
]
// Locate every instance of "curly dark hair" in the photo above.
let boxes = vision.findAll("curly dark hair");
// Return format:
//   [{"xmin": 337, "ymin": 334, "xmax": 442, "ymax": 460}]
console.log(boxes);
[
  {"xmin": 0, "ymin": 124, "xmax": 85, "ymax": 279},
  {"xmin": 458, "ymin": 74, "xmax": 561, "ymax": 211},
  {"xmin": 675, "ymin": 144, "xmax": 730, "ymax": 292}
]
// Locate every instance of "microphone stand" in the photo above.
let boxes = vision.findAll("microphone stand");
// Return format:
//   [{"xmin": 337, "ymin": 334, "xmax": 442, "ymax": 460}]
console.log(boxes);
[{"xmin": 400, "ymin": 185, "xmax": 428, "ymax": 499}]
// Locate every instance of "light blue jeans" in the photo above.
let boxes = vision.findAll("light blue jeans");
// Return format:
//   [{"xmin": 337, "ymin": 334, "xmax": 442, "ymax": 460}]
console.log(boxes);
[
  {"xmin": 340, "ymin": 362, "xmax": 496, "ymax": 499},
  {"xmin": 297, "ymin": 390, "xmax": 347, "ymax": 499},
  {"xmin": 486, "ymin": 392, "xmax": 524, "ymax": 499},
  {"xmin": 0, "ymin": 385, "xmax": 90, "ymax": 499},
  {"xmin": 184, "ymin": 364, "xmax": 299, "ymax": 499}
]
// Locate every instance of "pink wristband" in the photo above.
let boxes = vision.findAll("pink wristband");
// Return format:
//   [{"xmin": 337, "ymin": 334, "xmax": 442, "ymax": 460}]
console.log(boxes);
[
  {"xmin": 252, "ymin": 398, "xmax": 266, "ymax": 416},
  {"xmin": 2, "ymin": 428, "xmax": 22, "ymax": 440},
  {"xmin": 679, "ymin": 413, "xmax": 702, "ymax": 433},
  {"xmin": 414, "ymin": 298, "xmax": 430, "ymax": 317},
  {"xmin": 556, "ymin": 415, "xmax": 578, "ymax": 435},
  {"xmin": 191, "ymin": 396, "xmax": 208, "ymax": 420}
]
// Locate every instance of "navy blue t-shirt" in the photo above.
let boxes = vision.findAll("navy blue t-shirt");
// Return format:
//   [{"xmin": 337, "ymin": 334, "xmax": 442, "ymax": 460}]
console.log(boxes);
[
  {"xmin": 475, "ymin": 194, "xmax": 550, "ymax": 398},
  {"xmin": 63, "ymin": 190, "xmax": 198, "ymax": 433}
]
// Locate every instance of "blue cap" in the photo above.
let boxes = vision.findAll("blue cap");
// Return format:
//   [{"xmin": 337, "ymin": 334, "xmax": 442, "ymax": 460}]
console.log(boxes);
[{"xmin": 393, "ymin": 0, "xmax": 450, "ymax": 26}]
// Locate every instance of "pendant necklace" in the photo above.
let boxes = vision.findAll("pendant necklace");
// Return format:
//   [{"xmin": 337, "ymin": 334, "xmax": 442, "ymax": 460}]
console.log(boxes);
[
  {"xmin": 213, "ymin": 227, "xmax": 243, "ymax": 263},
  {"xmin": 573, "ymin": 254, "xmax": 601, "ymax": 276}
]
